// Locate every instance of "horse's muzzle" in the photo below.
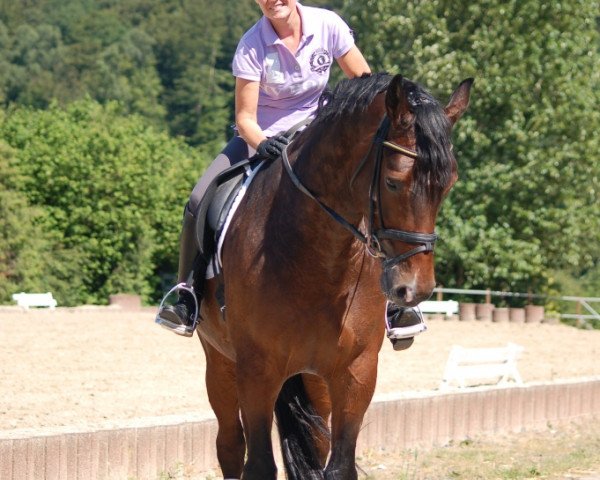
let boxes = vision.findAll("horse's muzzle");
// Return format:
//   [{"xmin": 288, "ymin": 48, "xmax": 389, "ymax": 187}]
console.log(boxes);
[{"xmin": 380, "ymin": 266, "xmax": 435, "ymax": 307}]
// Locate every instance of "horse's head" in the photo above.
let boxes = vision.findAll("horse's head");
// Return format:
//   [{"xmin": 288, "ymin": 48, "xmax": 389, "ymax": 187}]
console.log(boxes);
[
  {"xmin": 285, "ymin": 73, "xmax": 471, "ymax": 307},
  {"xmin": 374, "ymin": 75, "xmax": 472, "ymax": 306}
]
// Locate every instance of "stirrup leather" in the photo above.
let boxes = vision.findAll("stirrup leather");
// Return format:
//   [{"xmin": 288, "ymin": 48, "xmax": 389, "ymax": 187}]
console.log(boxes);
[
  {"xmin": 155, "ymin": 283, "xmax": 199, "ymax": 333},
  {"xmin": 385, "ymin": 301, "xmax": 428, "ymax": 340}
]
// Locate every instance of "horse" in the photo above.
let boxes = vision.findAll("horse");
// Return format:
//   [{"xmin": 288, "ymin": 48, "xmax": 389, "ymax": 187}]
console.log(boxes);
[{"xmin": 197, "ymin": 73, "xmax": 472, "ymax": 480}]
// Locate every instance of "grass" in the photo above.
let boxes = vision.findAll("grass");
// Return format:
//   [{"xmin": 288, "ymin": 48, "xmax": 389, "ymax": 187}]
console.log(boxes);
[{"xmin": 357, "ymin": 420, "xmax": 600, "ymax": 479}]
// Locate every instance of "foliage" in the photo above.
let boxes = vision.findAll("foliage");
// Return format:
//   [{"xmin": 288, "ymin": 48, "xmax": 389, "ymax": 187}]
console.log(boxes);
[
  {"xmin": 0, "ymin": 0, "xmax": 259, "ymax": 154},
  {"xmin": 345, "ymin": 0, "xmax": 600, "ymax": 294},
  {"xmin": 0, "ymin": 140, "xmax": 77, "ymax": 302},
  {"xmin": 0, "ymin": 99, "xmax": 207, "ymax": 305}
]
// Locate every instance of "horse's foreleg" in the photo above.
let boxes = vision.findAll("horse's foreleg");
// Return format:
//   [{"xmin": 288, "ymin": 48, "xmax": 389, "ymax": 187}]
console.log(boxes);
[
  {"xmin": 235, "ymin": 355, "xmax": 282, "ymax": 480},
  {"xmin": 324, "ymin": 356, "xmax": 378, "ymax": 480},
  {"xmin": 201, "ymin": 339, "xmax": 245, "ymax": 479}
]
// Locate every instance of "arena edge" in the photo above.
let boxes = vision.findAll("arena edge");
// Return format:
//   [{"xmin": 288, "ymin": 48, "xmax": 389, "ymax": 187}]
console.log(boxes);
[{"xmin": 1, "ymin": 378, "xmax": 598, "ymax": 480}]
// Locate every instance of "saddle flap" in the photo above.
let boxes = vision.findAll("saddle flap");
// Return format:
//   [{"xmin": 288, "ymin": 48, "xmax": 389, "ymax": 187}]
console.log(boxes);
[{"xmin": 207, "ymin": 173, "xmax": 244, "ymax": 232}]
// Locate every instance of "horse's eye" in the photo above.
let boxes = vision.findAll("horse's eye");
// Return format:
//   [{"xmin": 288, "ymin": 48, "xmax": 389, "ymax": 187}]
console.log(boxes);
[{"xmin": 385, "ymin": 177, "xmax": 401, "ymax": 192}]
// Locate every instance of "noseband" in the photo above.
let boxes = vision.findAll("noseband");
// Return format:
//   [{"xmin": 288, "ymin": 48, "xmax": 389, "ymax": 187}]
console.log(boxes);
[{"xmin": 281, "ymin": 116, "xmax": 438, "ymax": 268}]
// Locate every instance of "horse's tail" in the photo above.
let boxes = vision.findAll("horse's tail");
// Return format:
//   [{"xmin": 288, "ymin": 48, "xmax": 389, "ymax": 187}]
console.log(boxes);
[{"xmin": 274, "ymin": 374, "xmax": 329, "ymax": 480}]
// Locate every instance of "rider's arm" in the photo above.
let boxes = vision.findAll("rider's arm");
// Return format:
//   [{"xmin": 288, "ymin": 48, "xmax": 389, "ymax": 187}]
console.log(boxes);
[
  {"xmin": 235, "ymin": 77, "xmax": 267, "ymax": 149},
  {"xmin": 336, "ymin": 45, "xmax": 371, "ymax": 79}
]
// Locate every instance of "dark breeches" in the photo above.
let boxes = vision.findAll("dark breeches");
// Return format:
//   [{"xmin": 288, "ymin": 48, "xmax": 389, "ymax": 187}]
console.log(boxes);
[{"xmin": 188, "ymin": 136, "xmax": 253, "ymax": 214}]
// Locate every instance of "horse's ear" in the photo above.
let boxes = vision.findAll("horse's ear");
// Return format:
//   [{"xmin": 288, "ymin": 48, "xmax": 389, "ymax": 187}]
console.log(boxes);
[
  {"xmin": 445, "ymin": 78, "xmax": 474, "ymax": 125},
  {"xmin": 385, "ymin": 74, "xmax": 411, "ymax": 126}
]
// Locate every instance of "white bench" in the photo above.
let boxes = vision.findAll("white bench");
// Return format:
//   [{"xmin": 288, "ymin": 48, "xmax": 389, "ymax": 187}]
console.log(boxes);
[
  {"xmin": 439, "ymin": 342, "xmax": 523, "ymax": 390},
  {"xmin": 418, "ymin": 300, "xmax": 459, "ymax": 317},
  {"xmin": 11, "ymin": 292, "xmax": 57, "ymax": 310}
]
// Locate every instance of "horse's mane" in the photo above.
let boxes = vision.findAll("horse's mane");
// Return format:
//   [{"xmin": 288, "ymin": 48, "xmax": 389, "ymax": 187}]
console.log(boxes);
[
  {"xmin": 301, "ymin": 73, "xmax": 454, "ymax": 196},
  {"xmin": 402, "ymin": 79, "xmax": 454, "ymax": 195},
  {"xmin": 313, "ymin": 72, "xmax": 393, "ymax": 128}
]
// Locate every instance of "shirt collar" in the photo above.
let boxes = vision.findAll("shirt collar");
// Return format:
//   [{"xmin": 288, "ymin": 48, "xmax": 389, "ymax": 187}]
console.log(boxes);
[
  {"xmin": 297, "ymin": 3, "xmax": 316, "ymax": 40},
  {"xmin": 260, "ymin": 3, "xmax": 315, "ymax": 47}
]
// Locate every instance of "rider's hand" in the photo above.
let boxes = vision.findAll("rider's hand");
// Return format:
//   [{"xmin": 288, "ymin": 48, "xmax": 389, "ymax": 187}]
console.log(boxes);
[{"xmin": 256, "ymin": 134, "xmax": 290, "ymax": 160}]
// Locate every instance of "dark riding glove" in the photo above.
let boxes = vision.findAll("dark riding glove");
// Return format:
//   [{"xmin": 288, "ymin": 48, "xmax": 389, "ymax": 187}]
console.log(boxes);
[{"xmin": 256, "ymin": 134, "xmax": 290, "ymax": 160}]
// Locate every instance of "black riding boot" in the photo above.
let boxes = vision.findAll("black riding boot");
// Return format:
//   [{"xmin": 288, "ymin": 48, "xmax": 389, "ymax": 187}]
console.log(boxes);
[
  {"xmin": 155, "ymin": 206, "xmax": 207, "ymax": 337},
  {"xmin": 386, "ymin": 304, "xmax": 427, "ymax": 351}
]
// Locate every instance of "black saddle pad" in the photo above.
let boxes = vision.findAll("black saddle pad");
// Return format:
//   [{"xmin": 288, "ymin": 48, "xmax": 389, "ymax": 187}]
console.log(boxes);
[
  {"xmin": 207, "ymin": 173, "xmax": 244, "ymax": 234},
  {"xmin": 194, "ymin": 158, "xmax": 256, "ymax": 259}
]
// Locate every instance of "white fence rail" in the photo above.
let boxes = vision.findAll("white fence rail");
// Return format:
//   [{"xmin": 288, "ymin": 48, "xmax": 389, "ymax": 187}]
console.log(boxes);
[{"xmin": 432, "ymin": 287, "xmax": 600, "ymax": 326}]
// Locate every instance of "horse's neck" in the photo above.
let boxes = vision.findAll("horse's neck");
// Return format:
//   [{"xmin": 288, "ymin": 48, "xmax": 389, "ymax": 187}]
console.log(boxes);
[
  {"xmin": 295, "ymin": 112, "xmax": 381, "ymax": 219},
  {"xmin": 266, "ymin": 111, "xmax": 380, "ymax": 275}
]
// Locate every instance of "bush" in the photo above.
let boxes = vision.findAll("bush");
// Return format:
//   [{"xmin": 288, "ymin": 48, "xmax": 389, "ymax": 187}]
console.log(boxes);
[{"xmin": 0, "ymin": 99, "xmax": 210, "ymax": 305}]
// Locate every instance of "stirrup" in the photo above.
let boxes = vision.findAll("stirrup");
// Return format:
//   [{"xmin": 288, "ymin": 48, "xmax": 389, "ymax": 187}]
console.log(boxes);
[
  {"xmin": 155, "ymin": 283, "xmax": 199, "ymax": 336},
  {"xmin": 385, "ymin": 301, "xmax": 428, "ymax": 340}
]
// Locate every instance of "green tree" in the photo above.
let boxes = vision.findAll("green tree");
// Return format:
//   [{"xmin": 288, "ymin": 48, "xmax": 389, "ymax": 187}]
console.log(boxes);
[
  {"xmin": 147, "ymin": 0, "xmax": 235, "ymax": 150},
  {"xmin": 2, "ymin": 23, "xmax": 65, "ymax": 108},
  {"xmin": 0, "ymin": 20, "xmax": 9, "ymax": 104},
  {"xmin": 0, "ymin": 137, "xmax": 85, "ymax": 303},
  {"xmin": 0, "ymin": 0, "xmax": 264, "ymax": 151},
  {"xmin": 345, "ymin": 0, "xmax": 600, "ymax": 294},
  {"xmin": 0, "ymin": 99, "xmax": 208, "ymax": 305},
  {"xmin": 81, "ymin": 27, "xmax": 166, "ymax": 123}
]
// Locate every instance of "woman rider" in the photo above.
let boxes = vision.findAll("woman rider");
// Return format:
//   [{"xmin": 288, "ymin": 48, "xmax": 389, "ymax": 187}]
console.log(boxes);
[{"xmin": 156, "ymin": 0, "xmax": 423, "ymax": 350}]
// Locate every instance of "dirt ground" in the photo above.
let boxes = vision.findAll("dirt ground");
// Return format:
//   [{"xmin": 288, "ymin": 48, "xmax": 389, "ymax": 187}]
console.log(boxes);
[{"xmin": 0, "ymin": 307, "xmax": 599, "ymax": 432}]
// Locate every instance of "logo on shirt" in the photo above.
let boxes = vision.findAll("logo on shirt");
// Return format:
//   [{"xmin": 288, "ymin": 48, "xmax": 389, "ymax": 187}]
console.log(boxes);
[{"xmin": 309, "ymin": 49, "xmax": 332, "ymax": 74}]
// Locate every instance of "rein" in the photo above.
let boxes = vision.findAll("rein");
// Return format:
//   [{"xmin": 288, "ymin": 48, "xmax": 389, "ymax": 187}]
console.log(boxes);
[{"xmin": 281, "ymin": 116, "xmax": 438, "ymax": 268}]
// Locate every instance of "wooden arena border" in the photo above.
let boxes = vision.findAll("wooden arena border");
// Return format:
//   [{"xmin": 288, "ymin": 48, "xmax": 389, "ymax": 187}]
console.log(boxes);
[{"xmin": 1, "ymin": 378, "xmax": 599, "ymax": 480}]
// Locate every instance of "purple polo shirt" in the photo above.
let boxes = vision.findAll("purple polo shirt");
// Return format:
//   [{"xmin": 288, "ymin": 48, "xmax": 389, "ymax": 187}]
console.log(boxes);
[{"xmin": 232, "ymin": 3, "xmax": 355, "ymax": 136}]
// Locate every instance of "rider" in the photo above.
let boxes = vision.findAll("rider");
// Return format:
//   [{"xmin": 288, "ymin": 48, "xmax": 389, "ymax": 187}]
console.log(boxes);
[{"xmin": 155, "ymin": 0, "xmax": 423, "ymax": 349}]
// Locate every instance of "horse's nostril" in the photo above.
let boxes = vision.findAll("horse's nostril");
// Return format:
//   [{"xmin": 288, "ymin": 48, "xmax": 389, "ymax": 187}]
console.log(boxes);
[
  {"xmin": 395, "ymin": 286, "xmax": 415, "ymax": 303},
  {"xmin": 395, "ymin": 287, "xmax": 407, "ymax": 300}
]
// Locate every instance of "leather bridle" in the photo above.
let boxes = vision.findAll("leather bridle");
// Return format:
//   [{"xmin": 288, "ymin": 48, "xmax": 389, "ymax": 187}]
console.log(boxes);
[{"xmin": 281, "ymin": 115, "xmax": 438, "ymax": 268}]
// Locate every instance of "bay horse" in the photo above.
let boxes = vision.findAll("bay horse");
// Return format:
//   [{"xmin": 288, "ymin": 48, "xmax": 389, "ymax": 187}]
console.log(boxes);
[{"xmin": 198, "ymin": 73, "xmax": 472, "ymax": 479}]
